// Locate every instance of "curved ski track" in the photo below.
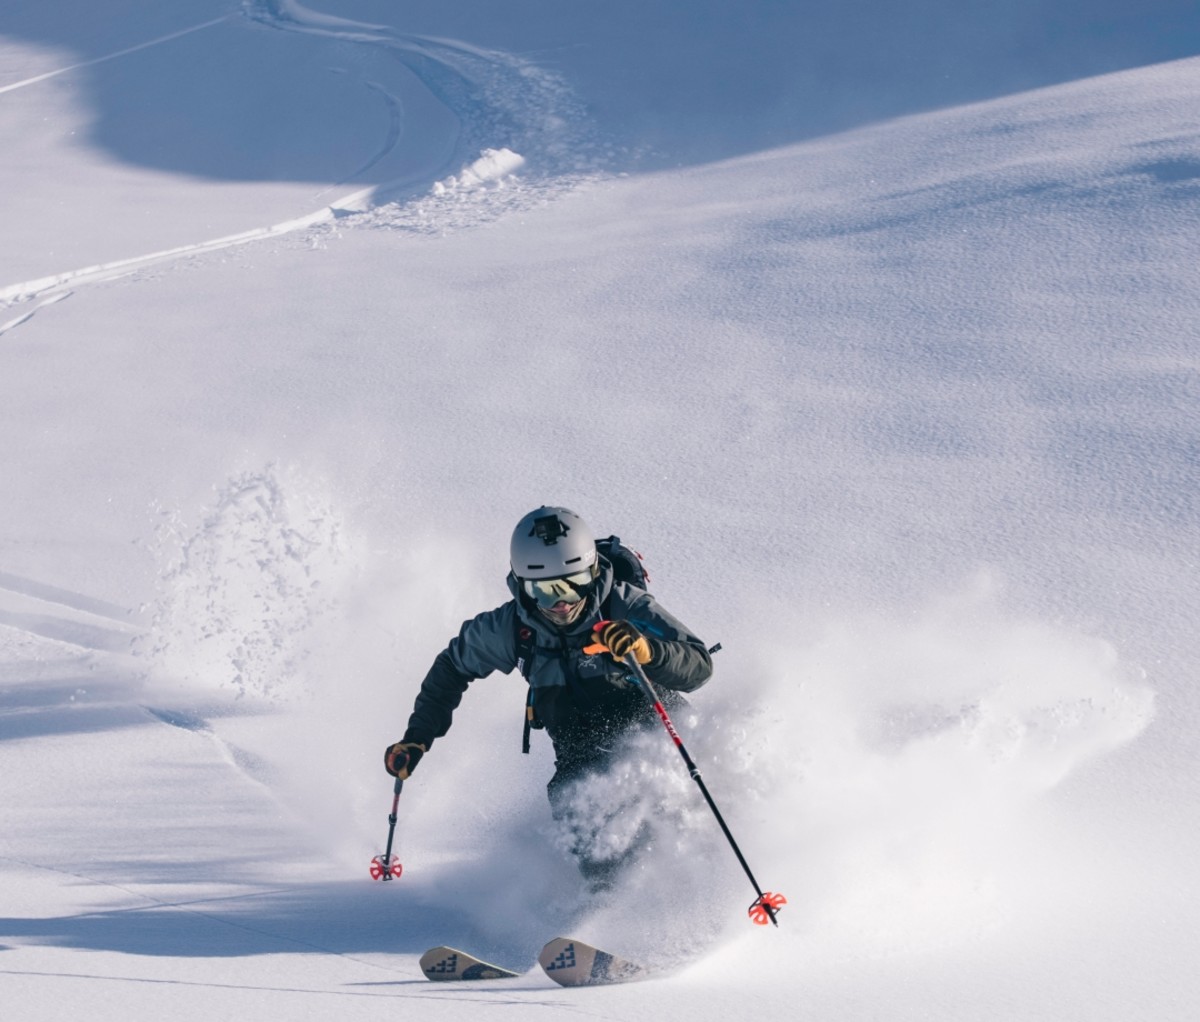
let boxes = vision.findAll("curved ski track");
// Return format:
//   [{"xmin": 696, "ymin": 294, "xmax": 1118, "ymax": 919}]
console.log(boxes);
[{"xmin": 0, "ymin": 0, "xmax": 600, "ymax": 323}]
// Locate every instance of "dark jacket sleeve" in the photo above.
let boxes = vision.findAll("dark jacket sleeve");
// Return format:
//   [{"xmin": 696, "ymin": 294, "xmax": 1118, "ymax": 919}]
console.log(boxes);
[
  {"xmin": 627, "ymin": 591, "xmax": 713, "ymax": 694},
  {"xmin": 401, "ymin": 603, "xmax": 518, "ymax": 748}
]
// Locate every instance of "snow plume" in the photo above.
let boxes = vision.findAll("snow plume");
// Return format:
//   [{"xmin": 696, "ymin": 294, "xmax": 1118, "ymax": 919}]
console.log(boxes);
[
  {"xmin": 521, "ymin": 582, "xmax": 1155, "ymax": 969},
  {"xmin": 688, "ymin": 583, "xmax": 1157, "ymax": 969},
  {"xmin": 134, "ymin": 465, "xmax": 357, "ymax": 701}
]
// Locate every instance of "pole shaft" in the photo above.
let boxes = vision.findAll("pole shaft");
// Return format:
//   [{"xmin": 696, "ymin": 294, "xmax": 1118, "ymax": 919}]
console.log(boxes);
[
  {"xmin": 626, "ymin": 655, "xmax": 779, "ymax": 924},
  {"xmin": 382, "ymin": 776, "xmax": 403, "ymax": 872}
]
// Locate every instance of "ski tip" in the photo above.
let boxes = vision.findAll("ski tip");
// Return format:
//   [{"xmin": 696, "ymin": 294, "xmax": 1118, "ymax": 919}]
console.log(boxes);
[
  {"xmin": 538, "ymin": 936, "xmax": 651, "ymax": 987},
  {"xmin": 419, "ymin": 946, "xmax": 520, "ymax": 981}
]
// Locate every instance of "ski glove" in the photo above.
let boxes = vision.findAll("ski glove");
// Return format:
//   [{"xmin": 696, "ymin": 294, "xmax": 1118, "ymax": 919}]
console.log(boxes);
[
  {"xmin": 590, "ymin": 619, "xmax": 654, "ymax": 665},
  {"xmin": 384, "ymin": 741, "xmax": 427, "ymax": 780}
]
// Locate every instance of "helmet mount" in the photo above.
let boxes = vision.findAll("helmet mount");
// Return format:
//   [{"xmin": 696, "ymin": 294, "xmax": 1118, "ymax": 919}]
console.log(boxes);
[
  {"xmin": 510, "ymin": 506, "xmax": 597, "ymax": 581},
  {"xmin": 532, "ymin": 513, "xmax": 570, "ymax": 546}
]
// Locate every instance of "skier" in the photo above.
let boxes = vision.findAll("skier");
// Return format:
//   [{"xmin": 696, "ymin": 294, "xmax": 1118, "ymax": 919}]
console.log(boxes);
[{"xmin": 384, "ymin": 505, "xmax": 713, "ymax": 889}]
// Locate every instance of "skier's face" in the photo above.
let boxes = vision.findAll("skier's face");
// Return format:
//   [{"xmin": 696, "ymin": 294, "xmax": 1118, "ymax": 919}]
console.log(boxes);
[{"xmin": 538, "ymin": 597, "xmax": 588, "ymax": 628}]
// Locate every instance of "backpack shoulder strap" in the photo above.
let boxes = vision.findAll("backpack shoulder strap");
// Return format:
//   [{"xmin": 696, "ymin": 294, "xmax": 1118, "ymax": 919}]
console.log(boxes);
[
  {"xmin": 514, "ymin": 614, "xmax": 535, "ymax": 681},
  {"xmin": 514, "ymin": 614, "xmax": 540, "ymax": 753}
]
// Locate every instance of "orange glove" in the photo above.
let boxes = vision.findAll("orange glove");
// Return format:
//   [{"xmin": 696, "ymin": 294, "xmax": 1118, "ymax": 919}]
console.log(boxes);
[{"xmin": 588, "ymin": 620, "xmax": 654, "ymax": 665}]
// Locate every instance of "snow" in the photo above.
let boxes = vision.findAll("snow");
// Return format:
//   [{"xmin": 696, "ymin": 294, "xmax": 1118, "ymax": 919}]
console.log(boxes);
[{"xmin": 2, "ymin": 1, "xmax": 1199, "ymax": 1018}]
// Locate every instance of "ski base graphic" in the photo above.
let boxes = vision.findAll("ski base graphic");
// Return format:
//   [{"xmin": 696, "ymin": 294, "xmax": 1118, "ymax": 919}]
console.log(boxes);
[
  {"xmin": 419, "ymin": 945, "xmax": 520, "ymax": 981},
  {"xmin": 537, "ymin": 936, "xmax": 650, "ymax": 987},
  {"xmin": 419, "ymin": 937, "xmax": 649, "ymax": 986}
]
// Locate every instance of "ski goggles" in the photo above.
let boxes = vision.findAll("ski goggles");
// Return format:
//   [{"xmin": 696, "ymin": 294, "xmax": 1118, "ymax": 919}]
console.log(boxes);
[{"xmin": 521, "ymin": 569, "xmax": 597, "ymax": 608}]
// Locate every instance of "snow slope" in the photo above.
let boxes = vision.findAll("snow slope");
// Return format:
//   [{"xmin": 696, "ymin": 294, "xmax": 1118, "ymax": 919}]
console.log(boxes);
[{"xmin": 2, "ymin": 2, "xmax": 1199, "ymax": 1019}]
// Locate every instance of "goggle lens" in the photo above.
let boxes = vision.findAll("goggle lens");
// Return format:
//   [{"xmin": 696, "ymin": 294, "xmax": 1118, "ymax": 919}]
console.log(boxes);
[{"xmin": 522, "ymin": 569, "xmax": 596, "ymax": 608}]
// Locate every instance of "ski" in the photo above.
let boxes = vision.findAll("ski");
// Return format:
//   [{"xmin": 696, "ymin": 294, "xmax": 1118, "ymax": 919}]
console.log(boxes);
[
  {"xmin": 418, "ymin": 945, "xmax": 520, "ymax": 981},
  {"xmin": 537, "ymin": 936, "xmax": 651, "ymax": 987},
  {"xmin": 419, "ymin": 937, "xmax": 650, "ymax": 986}
]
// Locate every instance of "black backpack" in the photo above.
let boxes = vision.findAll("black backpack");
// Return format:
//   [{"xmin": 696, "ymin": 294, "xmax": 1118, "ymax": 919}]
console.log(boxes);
[
  {"xmin": 516, "ymin": 534, "xmax": 648, "ymax": 752},
  {"xmin": 596, "ymin": 534, "xmax": 649, "ymax": 589}
]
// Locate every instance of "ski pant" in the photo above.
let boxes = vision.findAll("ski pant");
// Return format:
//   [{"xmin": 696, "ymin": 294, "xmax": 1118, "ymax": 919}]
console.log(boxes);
[{"xmin": 544, "ymin": 718, "xmax": 663, "ymax": 891}]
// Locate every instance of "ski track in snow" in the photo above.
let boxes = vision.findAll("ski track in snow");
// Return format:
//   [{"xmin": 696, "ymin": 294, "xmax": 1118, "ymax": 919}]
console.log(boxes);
[
  {"xmin": 0, "ymin": 0, "xmax": 603, "ymax": 322},
  {"xmin": 140, "ymin": 705, "xmax": 283, "ymax": 796},
  {"xmin": 0, "ymin": 571, "xmax": 133, "ymax": 623},
  {"xmin": 0, "ymin": 16, "xmax": 233, "ymax": 96},
  {"xmin": 0, "ymin": 570, "xmax": 141, "ymax": 655},
  {"xmin": 242, "ymin": 0, "xmax": 602, "ymax": 172},
  {"xmin": 319, "ymin": 75, "xmax": 406, "ymax": 194},
  {"xmin": 0, "ymin": 291, "xmax": 72, "ymax": 338},
  {"xmin": 0, "ymin": 200, "xmax": 370, "ymax": 308}
]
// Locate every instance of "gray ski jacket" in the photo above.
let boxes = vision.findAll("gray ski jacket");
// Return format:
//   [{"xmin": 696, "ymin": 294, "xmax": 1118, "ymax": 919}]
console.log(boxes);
[{"xmin": 400, "ymin": 557, "xmax": 712, "ymax": 768}]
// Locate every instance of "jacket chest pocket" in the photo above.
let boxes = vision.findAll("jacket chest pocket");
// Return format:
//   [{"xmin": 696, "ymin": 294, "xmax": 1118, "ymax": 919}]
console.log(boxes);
[
  {"xmin": 526, "ymin": 645, "xmax": 632, "ymax": 691},
  {"xmin": 574, "ymin": 650, "xmax": 634, "ymax": 689}
]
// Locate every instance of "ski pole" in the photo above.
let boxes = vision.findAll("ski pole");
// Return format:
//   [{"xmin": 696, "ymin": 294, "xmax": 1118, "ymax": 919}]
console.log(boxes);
[
  {"xmin": 624, "ymin": 653, "xmax": 785, "ymax": 926},
  {"xmin": 369, "ymin": 776, "xmax": 405, "ymax": 881}
]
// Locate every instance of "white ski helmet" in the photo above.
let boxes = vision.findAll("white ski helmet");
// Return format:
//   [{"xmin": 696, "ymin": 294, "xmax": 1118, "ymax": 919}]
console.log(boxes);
[{"xmin": 509, "ymin": 506, "xmax": 598, "ymax": 580}]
